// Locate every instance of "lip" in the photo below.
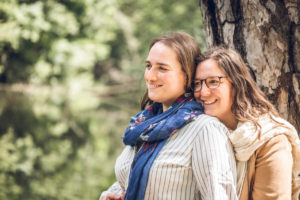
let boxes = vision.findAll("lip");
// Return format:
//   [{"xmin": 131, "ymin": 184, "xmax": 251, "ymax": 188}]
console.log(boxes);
[{"xmin": 201, "ymin": 99, "xmax": 217, "ymax": 105}]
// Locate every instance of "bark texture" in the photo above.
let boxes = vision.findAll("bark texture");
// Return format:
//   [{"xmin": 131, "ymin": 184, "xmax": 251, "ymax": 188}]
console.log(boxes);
[{"xmin": 199, "ymin": 0, "xmax": 300, "ymax": 133}]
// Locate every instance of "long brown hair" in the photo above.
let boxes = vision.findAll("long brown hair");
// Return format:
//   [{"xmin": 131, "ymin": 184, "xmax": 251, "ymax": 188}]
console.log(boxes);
[
  {"xmin": 141, "ymin": 31, "xmax": 201, "ymax": 110},
  {"xmin": 195, "ymin": 47, "xmax": 280, "ymax": 131}
]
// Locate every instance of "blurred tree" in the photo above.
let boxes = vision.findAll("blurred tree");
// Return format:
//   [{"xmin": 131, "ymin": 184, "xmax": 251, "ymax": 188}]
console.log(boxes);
[{"xmin": 0, "ymin": 0, "xmax": 206, "ymax": 199}]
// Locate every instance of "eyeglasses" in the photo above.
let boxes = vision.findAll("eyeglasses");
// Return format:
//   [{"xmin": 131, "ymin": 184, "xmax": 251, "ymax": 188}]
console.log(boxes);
[{"xmin": 192, "ymin": 76, "xmax": 227, "ymax": 92}]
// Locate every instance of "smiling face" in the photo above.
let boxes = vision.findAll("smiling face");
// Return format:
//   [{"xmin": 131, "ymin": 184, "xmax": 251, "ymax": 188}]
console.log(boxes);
[
  {"xmin": 145, "ymin": 42, "xmax": 186, "ymax": 111},
  {"xmin": 194, "ymin": 58, "xmax": 236, "ymax": 128}
]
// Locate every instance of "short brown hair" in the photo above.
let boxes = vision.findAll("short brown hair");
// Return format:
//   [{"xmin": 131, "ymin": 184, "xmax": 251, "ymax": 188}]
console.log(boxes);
[{"xmin": 141, "ymin": 31, "xmax": 201, "ymax": 110}]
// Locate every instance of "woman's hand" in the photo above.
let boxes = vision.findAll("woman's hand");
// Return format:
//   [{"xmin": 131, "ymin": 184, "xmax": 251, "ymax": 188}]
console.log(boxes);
[{"xmin": 102, "ymin": 192, "xmax": 125, "ymax": 200}]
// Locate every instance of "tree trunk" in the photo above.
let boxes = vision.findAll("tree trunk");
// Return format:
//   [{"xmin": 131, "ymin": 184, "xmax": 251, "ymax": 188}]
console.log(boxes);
[{"xmin": 199, "ymin": 0, "xmax": 300, "ymax": 133}]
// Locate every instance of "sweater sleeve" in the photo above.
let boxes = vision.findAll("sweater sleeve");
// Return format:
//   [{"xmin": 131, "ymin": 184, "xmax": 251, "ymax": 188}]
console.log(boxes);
[
  {"xmin": 252, "ymin": 134, "xmax": 293, "ymax": 200},
  {"xmin": 192, "ymin": 119, "xmax": 238, "ymax": 200},
  {"xmin": 99, "ymin": 181, "xmax": 124, "ymax": 200}
]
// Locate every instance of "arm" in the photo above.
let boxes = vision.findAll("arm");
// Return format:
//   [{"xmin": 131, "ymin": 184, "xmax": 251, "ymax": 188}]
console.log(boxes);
[
  {"xmin": 99, "ymin": 182, "xmax": 124, "ymax": 200},
  {"xmin": 252, "ymin": 134, "xmax": 292, "ymax": 200},
  {"xmin": 100, "ymin": 145, "xmax": 136, "ymax": 200},
  {"xmin": 192, "ymin": 120, "xmax": 238, "ymax": 200}
]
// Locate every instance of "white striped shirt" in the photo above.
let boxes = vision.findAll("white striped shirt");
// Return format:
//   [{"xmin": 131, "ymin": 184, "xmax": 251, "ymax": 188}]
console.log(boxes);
[{"xmin": 100, "ymin": 115, "xmax": 237, "ymax": 200}]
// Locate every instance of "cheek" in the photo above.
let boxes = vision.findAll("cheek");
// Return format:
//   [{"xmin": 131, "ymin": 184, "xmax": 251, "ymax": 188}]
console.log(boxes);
[
  {"xmin": 174, "ymin": 76, "xmax": 186, "ymax": 91},
  {"xmin": 157, "ymin": 72, "xmax": 167, "ymax": 78},
  {"xmin": 229, "ymin": 89, "xmax": 235, "ymax": 107},
  {"xmin": 194, "ymin": 92, "xmax": 201, "ymax": 100},
  {"xmin": 144, "ymin": 70, "xmax": 149, "ymax": 81},
  {"xmin": 224, "ymin": 86, "xmax": 235, "ymax": 110}
]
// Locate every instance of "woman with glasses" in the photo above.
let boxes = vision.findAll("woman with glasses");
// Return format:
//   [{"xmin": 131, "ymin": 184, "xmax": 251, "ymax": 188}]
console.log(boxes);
[
  {"xmin": 193, "ymin": 47, "xmax": 300, "ymax": 200},
  {"xmin": 100, "ymin": 32, "xmax": 238, "ymax": 200}
]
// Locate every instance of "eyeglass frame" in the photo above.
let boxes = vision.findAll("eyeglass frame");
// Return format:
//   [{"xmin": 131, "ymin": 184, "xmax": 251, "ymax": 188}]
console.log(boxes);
[{"xmin": 192, "ymin": 76, "xmax": 228, "ymax": 92}]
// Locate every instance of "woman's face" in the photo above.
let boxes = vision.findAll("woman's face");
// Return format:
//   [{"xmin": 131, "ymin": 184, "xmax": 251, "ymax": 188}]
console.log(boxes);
[
  {"xmin": 194, "ymin": 58, "xmax": 235, "ymax": 125},
  {"xmin": 144, "ymin": 42, "xmax": 186, "ymax": 111}
]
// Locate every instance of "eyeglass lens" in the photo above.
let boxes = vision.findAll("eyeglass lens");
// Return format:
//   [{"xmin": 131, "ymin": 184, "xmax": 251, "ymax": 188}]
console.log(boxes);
[{"xmin": 193, "ymin": 77, "xmax": 222, "ymax": 91}]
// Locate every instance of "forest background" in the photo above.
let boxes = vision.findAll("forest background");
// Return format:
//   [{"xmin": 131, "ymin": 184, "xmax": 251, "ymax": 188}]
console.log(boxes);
[{"xmin": 0, "ymin": 0, "xmax": 206, "ymax": 199}]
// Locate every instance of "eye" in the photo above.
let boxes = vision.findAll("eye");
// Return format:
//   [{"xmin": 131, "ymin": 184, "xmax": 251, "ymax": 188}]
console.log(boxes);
[
  {"xmin": 206, "ymin": 77, "xmax": 220, "ymax": 87},
  {"xmin": 193, "ymin": 81, "xmax": 202, "ymax": 86},
  {"xmin": 207, "ymin": 79, "xmax": 219, "ymax": 84},
  {"xmin": 159, "ymin": 65, "xmax": 168, "ymax": 71},
  {"xmin": 145, "ymin": 63, "xmax": 151, "ymax": 69}
]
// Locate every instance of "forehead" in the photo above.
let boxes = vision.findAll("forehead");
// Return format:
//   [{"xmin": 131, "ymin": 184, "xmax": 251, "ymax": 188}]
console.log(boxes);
[
  {"xmin": 195, "ymin": 58, "xmax": 226, "ymax": 78},
  {"xmin": 147, "ymin": 42, "xmax": 177, "ymax": 60}
]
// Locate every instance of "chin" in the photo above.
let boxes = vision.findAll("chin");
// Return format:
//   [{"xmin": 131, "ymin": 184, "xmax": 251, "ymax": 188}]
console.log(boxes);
[
  {"xmin": 204, "ymin": 110, "xmax": 218, "ymax": 118},
  {"xmin": 148, "ymin": 94, "xmax": 158, "ymax": 101},
  {"xmin": 148, "ymin": 97, "xmax": 162, "ymax": 103}
]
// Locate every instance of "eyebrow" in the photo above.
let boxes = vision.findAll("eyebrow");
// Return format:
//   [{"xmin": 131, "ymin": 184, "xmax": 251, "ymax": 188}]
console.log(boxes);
[{"xmin": 145, "ymin": 60, "xmax": 171, "ymax": 67}]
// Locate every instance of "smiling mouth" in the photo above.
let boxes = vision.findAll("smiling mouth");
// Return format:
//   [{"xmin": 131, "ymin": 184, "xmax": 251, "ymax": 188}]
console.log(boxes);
[
  {"xmin": 202, "ymin": 99, "xmax": 217, "ymax": 105},
  {"xmin": 148, "ymin": 84, "xmax": 162, "ymax": 89}
]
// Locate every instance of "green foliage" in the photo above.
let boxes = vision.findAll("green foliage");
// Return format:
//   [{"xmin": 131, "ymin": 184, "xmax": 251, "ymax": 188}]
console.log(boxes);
[{"xmin": 0, "ymin": 0, "xmax": 206, "ymax": 199}]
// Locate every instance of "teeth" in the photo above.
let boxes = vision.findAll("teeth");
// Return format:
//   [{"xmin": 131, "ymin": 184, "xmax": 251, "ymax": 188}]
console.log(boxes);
[
  {"xmin": 148, "ymin": 85, "xmax": 161, "ymax": 89},
  {"xmin": 202, "ymin": 100, "xmax": 217, "ymax": 105}
]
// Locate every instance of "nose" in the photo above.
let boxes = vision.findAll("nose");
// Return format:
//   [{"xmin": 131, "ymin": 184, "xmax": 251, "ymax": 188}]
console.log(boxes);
[
  {"xmin": 200, "ymin": 81, "xmax": 211, "ymax": 96},
  {"xmin": 144, "ymin": 67, "xmax": 157, "ymax": 82},
  {"xmin": 194, "ymin": 81, "xmax": 211, "ymax": 102}
]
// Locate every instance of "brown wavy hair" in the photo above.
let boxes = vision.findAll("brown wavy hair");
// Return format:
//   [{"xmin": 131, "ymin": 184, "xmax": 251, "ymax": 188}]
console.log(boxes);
[
  {"xmin": 141, "ymin": 31, "xmax": 201, "ymax": 110},
  {"xmin": 195, "ymin": 47, "xmax": 280, "ymax": 131}
]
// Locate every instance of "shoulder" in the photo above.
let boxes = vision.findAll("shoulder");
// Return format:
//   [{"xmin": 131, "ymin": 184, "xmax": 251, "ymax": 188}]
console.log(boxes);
[
  {"xmin": 187, "ymin": 114, "xmax": 230, "ymax": 138},
  {"xmin": 258, "ymin": 114, "xmax": 297, "ymax": 133},
  {"xmin": 256, "ymin": 134, "xmax": 292, "ymax": 158},
  {"xmin": 191, "ymin": 114, "xmax": 224, "ymax": 126},
  {"xmin": 256, "ymin": 114, "xmax": 298, "ymax": 152},
  {"xmin": 193, "ymin": 114, "xmax": 229, "ymax": 132},
  {"xmin": 116, "ymin": 145, "xmax": 136, "ymax": 162}
]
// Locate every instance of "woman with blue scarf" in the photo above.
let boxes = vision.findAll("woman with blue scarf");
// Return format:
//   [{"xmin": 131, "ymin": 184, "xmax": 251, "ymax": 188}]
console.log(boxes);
[{"xmin": 100, "ymin": 32, "xmax": 238, "ymax": 200}]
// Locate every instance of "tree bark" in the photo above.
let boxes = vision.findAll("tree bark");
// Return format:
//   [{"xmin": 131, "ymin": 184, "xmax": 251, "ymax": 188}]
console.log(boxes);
[{"xmin": 199, "ymin": 0, "xmax": 300, "ymax": 133}]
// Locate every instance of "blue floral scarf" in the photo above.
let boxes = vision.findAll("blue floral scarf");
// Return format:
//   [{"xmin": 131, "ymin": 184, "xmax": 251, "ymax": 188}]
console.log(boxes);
[{"xmin": 123, "ymin": 95, "xmax": 203, "ymax": 200}]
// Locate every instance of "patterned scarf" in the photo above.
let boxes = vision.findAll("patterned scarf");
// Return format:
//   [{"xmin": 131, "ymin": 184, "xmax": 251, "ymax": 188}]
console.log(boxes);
[{"xmin": 123, "ymin": 95, "xmax": 203, "ymax": 200}]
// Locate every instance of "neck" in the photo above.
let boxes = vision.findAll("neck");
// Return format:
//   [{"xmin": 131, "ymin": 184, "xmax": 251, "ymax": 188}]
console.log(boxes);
[
  {"xmin": 162, "ymin": 104, "xmax": 170, "ymax": 112},
  {"xmin": 221, "ymin": 114, "xmax": 238, "ymax": 130}
]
